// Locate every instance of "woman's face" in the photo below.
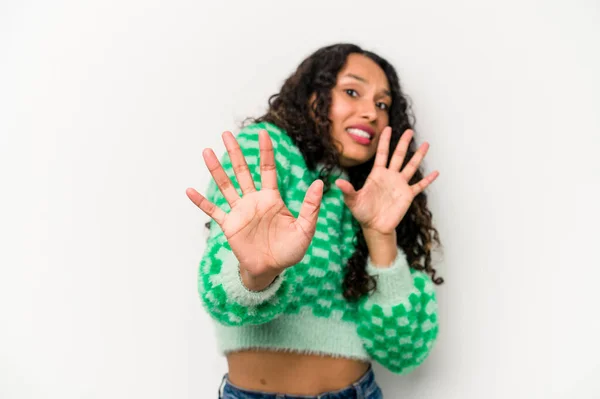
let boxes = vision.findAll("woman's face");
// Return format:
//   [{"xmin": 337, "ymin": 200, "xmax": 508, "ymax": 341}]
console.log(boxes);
[{"xmin": 329, "ymin": 53, "xmax": 391, "ymax": 167}]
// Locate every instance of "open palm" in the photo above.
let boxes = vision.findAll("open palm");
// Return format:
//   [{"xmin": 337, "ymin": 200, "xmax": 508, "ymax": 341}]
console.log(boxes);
[
  {"xmin": 186, "ymin": 130, "xmax": 324, "ymax": 278},
  {"xmin": 335, "ymin": 127, "xmax": 439, "ymax": 235}
]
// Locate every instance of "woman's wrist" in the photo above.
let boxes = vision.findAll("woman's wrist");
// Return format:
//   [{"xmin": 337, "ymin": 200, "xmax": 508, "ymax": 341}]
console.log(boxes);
[
  {"xmin": 239, "ymin": 267, "xmax": 280, "ymax": 292},
  {"xmin": 362, "ymin": 228, "xmax": 398, "ymax": 268}
]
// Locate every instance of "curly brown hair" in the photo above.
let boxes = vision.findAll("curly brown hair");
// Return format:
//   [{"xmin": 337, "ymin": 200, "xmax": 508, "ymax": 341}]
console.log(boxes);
[{"xmin": 244, "ymin": 43, "xmax": 444, "ymax": 301}]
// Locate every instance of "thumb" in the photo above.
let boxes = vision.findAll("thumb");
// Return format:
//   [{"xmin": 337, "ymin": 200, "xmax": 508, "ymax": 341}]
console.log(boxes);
[
  {"xmin": 295, "ymin": 179, "xmax": 324, "ymax": 236},
  {"xmin": 335, "ymin": 179, "xmax": 358, "ymax": 204}
]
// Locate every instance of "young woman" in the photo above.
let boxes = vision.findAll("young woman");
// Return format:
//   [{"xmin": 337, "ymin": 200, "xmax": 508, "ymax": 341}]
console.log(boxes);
[{"xmin": 186, "ymin": 43, "xmax": 443, "ymax": 399}]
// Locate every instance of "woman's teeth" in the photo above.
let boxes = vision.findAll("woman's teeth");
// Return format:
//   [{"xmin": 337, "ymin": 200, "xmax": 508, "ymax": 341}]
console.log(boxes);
[{"xmin": 346, "ymin": 128, "xmax": 371, "ymax": 138}]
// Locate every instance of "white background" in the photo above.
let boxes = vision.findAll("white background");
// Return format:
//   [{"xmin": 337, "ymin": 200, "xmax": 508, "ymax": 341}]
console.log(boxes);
[{"xmin": 1, "ymin": 0, "xmax": 599, "ymax": 398}]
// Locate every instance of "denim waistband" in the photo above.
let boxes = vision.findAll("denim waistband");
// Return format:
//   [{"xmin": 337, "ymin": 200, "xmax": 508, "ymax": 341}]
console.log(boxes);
[{"xmin": 218, "ymin": 362, "xmax": 376, "ymax": 398}]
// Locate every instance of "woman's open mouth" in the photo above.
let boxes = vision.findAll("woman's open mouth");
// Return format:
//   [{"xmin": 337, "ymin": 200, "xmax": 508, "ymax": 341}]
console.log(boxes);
[{"xmin": 346, "ymin": 128, "xmax": 373, "ymax": 145}]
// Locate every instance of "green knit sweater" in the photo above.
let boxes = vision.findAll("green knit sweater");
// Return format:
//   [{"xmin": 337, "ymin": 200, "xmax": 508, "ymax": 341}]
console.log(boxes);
[{"xmin": 198, "ymin": 122, "xmax": 439, "ymax": 374}]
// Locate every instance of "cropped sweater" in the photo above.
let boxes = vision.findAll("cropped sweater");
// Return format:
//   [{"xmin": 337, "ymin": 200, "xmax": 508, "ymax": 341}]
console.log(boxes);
[{"xmin": 198, "ymin": 122, "xmax": 439, "ymax": 374}]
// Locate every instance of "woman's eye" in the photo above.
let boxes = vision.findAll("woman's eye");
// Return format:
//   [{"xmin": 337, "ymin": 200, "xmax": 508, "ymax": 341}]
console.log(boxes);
[
  {"xmin": 377, "ymin": 103, "xmax": 389, "ymax": 111},
  {"xmin": 345, "ymin": 89, "xmax": 358, "ymax": 97}
]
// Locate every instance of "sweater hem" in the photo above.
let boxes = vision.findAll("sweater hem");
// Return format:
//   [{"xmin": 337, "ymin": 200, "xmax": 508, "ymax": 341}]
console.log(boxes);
[{"xmin": 213, "ymin": 309, "xmax": 371, "ymax": 362}]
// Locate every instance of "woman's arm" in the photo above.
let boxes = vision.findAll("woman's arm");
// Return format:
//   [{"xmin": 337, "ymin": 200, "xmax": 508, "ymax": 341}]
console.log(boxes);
[
  {"xmin": 355, "ymin": 245, "xmax": 439, "ymax": 374},
  {"xmin": 196, "ymin": 123, "xmax": 304, "ymax": 326}
]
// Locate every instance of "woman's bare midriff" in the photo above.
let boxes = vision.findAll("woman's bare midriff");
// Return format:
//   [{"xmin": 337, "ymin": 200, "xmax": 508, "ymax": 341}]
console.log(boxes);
[{"xmin": 226, "ymin": 349, "xmax": 370, "ymax": 396}]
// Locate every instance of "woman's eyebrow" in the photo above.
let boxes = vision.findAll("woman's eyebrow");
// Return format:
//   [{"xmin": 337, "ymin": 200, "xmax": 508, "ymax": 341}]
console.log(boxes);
[{"xmin": 342, "ymin": 74, "xmax": 391, "ymax": 97}]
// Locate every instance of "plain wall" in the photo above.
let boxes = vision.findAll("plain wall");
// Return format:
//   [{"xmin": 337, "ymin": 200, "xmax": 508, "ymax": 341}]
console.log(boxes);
[{"xmin": 1, "ymin": 0, "xmax": 599, "ymax": 398}]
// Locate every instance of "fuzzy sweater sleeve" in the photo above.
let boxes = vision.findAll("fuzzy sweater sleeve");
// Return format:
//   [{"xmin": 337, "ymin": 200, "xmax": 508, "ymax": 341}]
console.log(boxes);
[
  {"xmin": 197, "ymin": 122, "xmax": 299, "ymax": 326},
  {"xmin": 355, "ymin": 247, "xmax": 439, "ymax": 374}
]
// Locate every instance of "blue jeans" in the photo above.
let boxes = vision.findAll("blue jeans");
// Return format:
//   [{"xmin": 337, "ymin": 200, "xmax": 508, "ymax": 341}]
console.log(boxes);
[{"xmin": 217, "ymin": 363, "xmax": 383, "ymax": 399}]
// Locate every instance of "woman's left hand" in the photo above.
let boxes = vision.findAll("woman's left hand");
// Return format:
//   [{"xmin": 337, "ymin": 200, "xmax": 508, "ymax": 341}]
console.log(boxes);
[{"xmin": 335, "ymin": 127, "xmax": 439, "ymax": 235}]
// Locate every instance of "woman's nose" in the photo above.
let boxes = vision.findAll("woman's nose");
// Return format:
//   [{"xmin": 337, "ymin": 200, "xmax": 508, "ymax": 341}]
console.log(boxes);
[{"xmin": 359, "ymin": 100, "xmax": 378, "ymax": 121}]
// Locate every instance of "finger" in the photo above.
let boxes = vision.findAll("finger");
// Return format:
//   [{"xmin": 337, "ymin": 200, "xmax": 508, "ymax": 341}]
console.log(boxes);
[
  {"xmin": 222, "ymin": 131, "xmax": 257, "ymax": 195},
  {"xmin": 335, "ymin": 179, "xmax": 358, "ymax": 206},
  {"xmin": 295, "ymin": 180, "xmax": 324, "ymax": 237},
  {"xmin": 411, "ymin": 170, "xmax": 439, "ymax": 196},
  {"xmin": 203, "ymin": 148, "xmax": 241, "ymax": 207},
  {"xmin": 401, "ymin": 142, "xmax": 430, "ymax": 182},
  {"xmin": 373, "ymin": 126, "xmax": 392, "ymax": 168},
  {"xmin": 388, "ymin": 129, "xmax": 413, "ymax": 171},
  {"xmin": 259, "ymin": 130, "xmax": 278, "ymax": 190},
  {"xmin": 185, "ymin": 187, "xmax": 226, "ymax": 226}
]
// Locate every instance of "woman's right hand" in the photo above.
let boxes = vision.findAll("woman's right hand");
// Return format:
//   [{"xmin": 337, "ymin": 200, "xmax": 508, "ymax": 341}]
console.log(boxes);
[{"xmin": 186, "ymin": 129, "xmax": 324, "ymax": 287}]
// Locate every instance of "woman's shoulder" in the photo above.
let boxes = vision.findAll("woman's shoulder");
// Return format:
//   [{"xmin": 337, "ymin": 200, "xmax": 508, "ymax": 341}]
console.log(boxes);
[
  {"xmin": 237, "ymin": 121, "xmax": 302, "ymax": 160},
  {"xmin": 239, "ymin": 120, "xmax": 285, "ymax": 135}
]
